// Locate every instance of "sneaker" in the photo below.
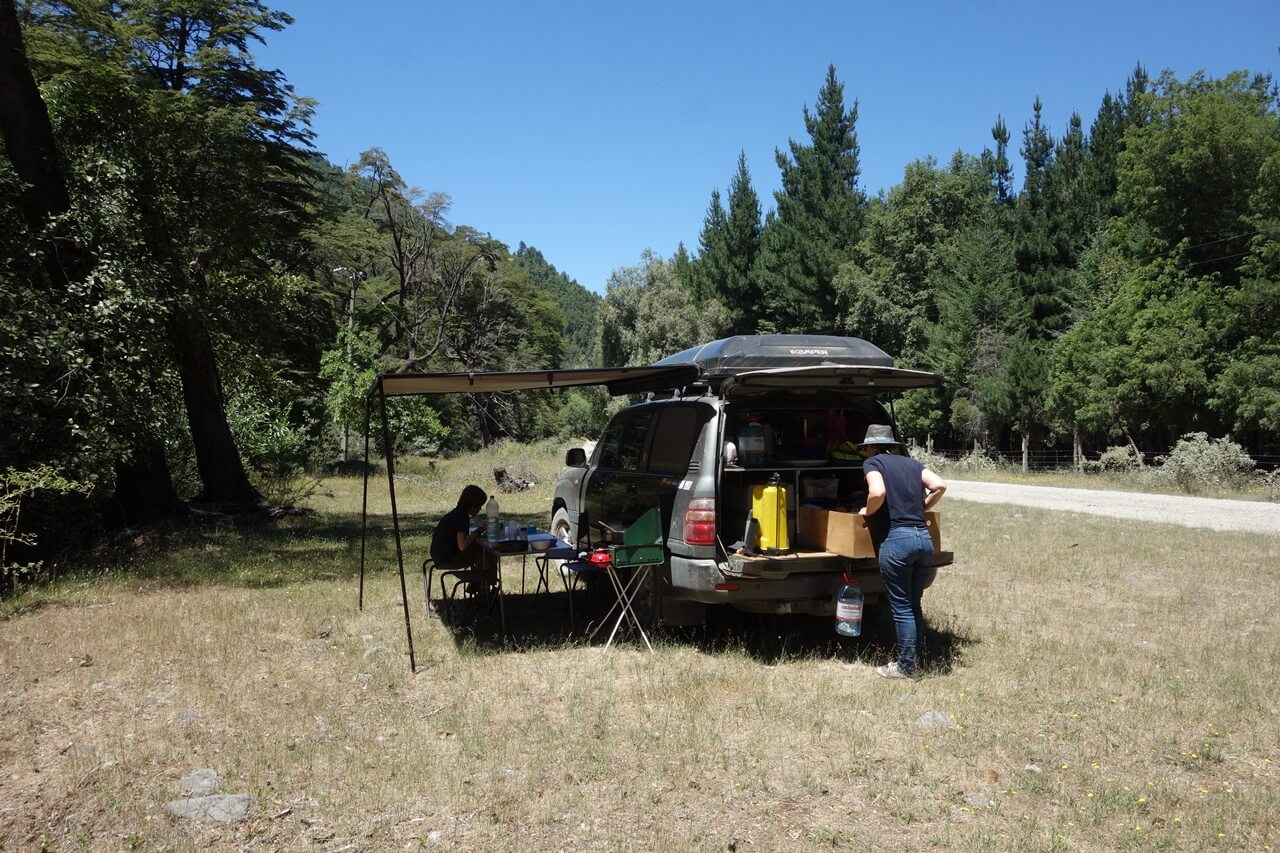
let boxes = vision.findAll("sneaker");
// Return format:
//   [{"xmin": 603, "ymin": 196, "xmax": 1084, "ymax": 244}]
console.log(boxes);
[{"xmin": 876, "ymin": 662, "xmax": 913, "ymax": 680}]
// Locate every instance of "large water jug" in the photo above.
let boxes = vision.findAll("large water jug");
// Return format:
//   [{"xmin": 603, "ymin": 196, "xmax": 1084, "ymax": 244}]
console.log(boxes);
[
  {"xmin": 486, "ymin": 494, "xmax": 499, "ymax": 541},
  {"xmin": 739, "ymin": 420, "xmax": 769, "ymax": 466},
  {"xmin": 835, "ymin": 573, "xmax": 863, "ymax": 637},
  {"xmin": 751, "ymin": 473, "xmax": 789, "ymax": 553}
]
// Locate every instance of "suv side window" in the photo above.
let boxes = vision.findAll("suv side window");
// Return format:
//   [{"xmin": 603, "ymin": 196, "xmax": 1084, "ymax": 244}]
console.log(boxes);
[
  {"xmin": 595, "ymin": 409, "xmax": 654, "ymax": 471},
  {"xmin": 646, "ymin": 406, "xmax": 700, "ymax": 473},
  {"xmin": 615, "ymin": 410, "xmax": 654, "ymax": 471}
]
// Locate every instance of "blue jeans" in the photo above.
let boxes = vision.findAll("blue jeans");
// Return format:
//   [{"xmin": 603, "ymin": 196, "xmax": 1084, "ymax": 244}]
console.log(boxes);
[{"xmin": 878, "ymin": 525, "xmax": 934, "ymax": 674}]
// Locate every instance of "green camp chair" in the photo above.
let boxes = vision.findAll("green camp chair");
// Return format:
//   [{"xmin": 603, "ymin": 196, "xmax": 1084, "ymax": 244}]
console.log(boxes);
[{"xmin": 609, "ymin": 506, "xmax": 664, "ymax": 569}]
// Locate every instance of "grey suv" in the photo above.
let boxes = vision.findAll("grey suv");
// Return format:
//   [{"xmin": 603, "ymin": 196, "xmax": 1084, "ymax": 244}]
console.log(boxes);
[{"xmin": 551, "ymin": 334, "xmax": 951, "ymax": 627}]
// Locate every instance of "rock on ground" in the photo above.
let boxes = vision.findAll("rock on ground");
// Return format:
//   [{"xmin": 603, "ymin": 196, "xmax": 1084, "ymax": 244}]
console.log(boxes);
[
  {"xmin": 179, "ymin": 768, "xmax": 219, "ymax": 797},
  {"xmin": 916, "ymin": 710, "xmax": 954, "ymax": 729},
  {"xmin": 163, "ymin": 794, "xmax": 252, "ymax": 822}
]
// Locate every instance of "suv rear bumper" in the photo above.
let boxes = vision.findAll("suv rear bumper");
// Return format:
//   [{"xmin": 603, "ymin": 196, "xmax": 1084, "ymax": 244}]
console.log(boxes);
[{"xmin": 668, "ymin": 553, "xmax": 947, "ymax": 611}]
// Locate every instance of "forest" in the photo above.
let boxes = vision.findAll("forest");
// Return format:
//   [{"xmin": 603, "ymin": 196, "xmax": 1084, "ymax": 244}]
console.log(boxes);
[{"xmin": 2, "ymin": 1, "xmax": 1278, "ymax": 578}]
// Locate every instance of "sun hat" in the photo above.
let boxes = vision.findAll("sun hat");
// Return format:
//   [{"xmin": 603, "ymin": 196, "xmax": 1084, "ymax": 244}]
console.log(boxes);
[{"xmin": 855, "ymin": 424, "xmax": 905, "ymax": 448}]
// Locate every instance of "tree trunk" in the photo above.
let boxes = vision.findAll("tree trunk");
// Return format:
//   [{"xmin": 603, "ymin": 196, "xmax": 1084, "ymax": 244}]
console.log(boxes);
[
  {"xmin": 1021, "ymin": 432, "xmax": 1029, "ymax": 473},
  {"xmin": 168, "ymin": 306, "xmax": 257, "ymax": 505},
  {"xmin": 110, "ymin": 438, "xmax": 183, "ymax": 524},
  {"xmin": 1073, "ymin": 430, "xmax": 1083, "ymax": 473},
  {"xmin": 0, "ymin": 0, "xmax": 70, "ymax": 231}
]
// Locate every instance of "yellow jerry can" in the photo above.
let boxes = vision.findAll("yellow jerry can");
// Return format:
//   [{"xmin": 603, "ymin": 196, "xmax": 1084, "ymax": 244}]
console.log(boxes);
[{"xmin": 752, "ymin": 473, "xmax": 789, "ymax": 553}]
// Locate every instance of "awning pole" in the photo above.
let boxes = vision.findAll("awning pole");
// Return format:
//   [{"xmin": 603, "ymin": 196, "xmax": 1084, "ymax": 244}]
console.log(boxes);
[
  {"xmin": 358, "ymin": 395, "xmax": 372, "ymax": 611},
  {"xmin": 379, "ymin": 394, "xmax": 416, "ymax": 672}
]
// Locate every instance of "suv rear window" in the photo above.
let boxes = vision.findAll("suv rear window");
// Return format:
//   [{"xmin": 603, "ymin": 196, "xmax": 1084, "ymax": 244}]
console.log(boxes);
[{"xmin": 647, "ymin": 406, "xmax": 700, "ymax": 473}]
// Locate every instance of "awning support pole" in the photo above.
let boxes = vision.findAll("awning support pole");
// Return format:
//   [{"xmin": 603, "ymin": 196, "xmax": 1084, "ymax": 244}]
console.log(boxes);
[
  {"xmin": 379, "ymin": 394, "xmax": 416, "ymax": 672},
  {"xmin": 358, "ymin": 395, "xmax": 371, "ymax": 611}
]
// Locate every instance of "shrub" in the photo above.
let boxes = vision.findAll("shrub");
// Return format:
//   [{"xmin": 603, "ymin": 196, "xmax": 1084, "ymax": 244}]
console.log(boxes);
[
  {"xmin": 1155, "ymin": 432, "xmax": 1256, "ymax": 493},
  {"xmin": 2, "ymin": 467, "xmax": 91, "ymax": 597},
  {"xmin": 225, "ymin": 395, "xmax": 319, "ymax": 505},
  {"xmin": 1094, "ymin": 444, "xmax": 1144, "ymax": 473},
  {"xmin": 1261, "ymin": 470, "xmax": 1280, "ymax": 503},
  {"xmin": 908, "ymin": 448, "xmax": 950, "ymax": 472}
]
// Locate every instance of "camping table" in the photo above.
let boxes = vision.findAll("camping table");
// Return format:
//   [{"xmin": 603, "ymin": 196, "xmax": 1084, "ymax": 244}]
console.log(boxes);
[{"xmin": 479, "ymin": 531, "xmax": 576, "ymax": 634}]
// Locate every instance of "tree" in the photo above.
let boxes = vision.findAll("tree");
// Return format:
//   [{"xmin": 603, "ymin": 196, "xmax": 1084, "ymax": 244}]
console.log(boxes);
[
  {"xmin": 756, "ymin": 65, "xmax": 864, "ymax": 333},
  {"xmin": 985, "ymin": 115, "xmax": 1014, "ymax": 205},
  {"xmin": 836, "ymin": 154, "xmax": 992, "ymax": 361},
  {"xmin": 690, "ymin": 188, "xmax": 728, "ymax": 305},
  {"xmin": 720, "ymin": 152, "xmax": 764, "ymax": 331},
  {"xmin": 513, "ymin": 242, "xmax": 600, "ymax": 367},
  {"xmin": 595, "ymin": 252, "xmax": 732, "ymax": 367}
]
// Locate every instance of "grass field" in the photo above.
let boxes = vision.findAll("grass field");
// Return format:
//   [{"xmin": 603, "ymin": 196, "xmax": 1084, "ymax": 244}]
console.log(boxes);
[{"xmin": 1, "ymin": 444, "xmax": 1278, "ymax": 851}]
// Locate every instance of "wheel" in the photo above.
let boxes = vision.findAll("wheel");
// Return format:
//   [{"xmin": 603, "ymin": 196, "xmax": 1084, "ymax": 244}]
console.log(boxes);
[
  {"xmin": 551, "ymin": 507, "xmax": 575, "ymax": 546},
  {"xmin": 550, "ymin": 507, "xmax": 577, "ymax": 579}
]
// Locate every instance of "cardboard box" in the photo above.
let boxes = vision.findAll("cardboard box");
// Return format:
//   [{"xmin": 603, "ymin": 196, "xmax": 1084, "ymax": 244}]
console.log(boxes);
[{"xmin": 798, "ymin": 508, "xmax": 942, "ymax": 559}]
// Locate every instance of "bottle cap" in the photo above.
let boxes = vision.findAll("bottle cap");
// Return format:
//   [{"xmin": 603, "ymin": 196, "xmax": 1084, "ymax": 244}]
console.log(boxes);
[{"xmin": 842, "ymin": 571, "xmax": 858, "ymax": 584}]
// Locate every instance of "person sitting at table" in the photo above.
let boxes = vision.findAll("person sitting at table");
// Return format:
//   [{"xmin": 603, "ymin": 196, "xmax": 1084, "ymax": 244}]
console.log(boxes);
[{"xmin": 430, "ymin": 485, "xmax": 493, "ymax": 579}]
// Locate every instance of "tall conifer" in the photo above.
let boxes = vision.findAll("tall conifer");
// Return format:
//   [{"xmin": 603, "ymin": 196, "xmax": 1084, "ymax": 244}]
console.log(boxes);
[{"xmin": 756, "ymin": 65, "xmax": 864, "ymax": 332}]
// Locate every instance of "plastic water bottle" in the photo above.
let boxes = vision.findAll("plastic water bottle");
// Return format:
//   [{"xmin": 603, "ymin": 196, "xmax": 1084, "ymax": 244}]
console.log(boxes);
[
  {"xmin": 486, "ymin": 495, "xmax": 499, "ymax": 541},
  {"xmin": 835, "ymin": 572, "xmax": 863, "ymax": 637}
]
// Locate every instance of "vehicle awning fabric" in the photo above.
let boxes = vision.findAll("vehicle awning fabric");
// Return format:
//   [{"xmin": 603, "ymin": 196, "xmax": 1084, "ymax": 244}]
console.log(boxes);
[{"xmin": 371, "ymin": 364, "xmax": 700, "ymax": 398}]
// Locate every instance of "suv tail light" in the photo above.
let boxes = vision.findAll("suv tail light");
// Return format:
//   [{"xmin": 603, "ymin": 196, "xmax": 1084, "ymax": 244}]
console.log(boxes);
[{"xmin": 684, "ymin": 497, "xmax": 716, "ymax": 546}]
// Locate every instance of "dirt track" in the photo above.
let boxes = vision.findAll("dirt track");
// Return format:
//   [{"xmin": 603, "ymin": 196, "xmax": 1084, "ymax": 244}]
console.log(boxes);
[{"xmin": 947, "ymin": 479, "xmax": 1280, "ymax": 536}]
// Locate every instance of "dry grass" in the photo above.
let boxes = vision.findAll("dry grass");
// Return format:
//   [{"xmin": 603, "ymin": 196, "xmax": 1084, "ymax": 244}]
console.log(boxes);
[{"xmin": 2, "ymin": 445, "xmax": 1278, "ymax": 851}]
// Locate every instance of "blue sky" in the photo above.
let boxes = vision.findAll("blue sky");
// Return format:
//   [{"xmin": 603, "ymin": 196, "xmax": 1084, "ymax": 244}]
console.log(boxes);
[{"xmin": 258, "ymin": 1, "xmax": 1280, "ymax": 293}]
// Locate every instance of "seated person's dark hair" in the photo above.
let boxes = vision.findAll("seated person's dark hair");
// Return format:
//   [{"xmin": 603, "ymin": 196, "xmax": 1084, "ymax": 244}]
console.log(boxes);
[{"xmin": 458, "ymin": 484, "xmax": 487, "ymax": 510}]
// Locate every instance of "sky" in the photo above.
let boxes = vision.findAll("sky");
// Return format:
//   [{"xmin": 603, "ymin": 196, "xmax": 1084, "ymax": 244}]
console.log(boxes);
[{"xmin": 257, "ymin": 0, "xmax": 1280, "ymax": 294}]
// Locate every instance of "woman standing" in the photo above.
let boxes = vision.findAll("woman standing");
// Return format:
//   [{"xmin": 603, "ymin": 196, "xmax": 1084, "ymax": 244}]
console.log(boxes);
[{"xmin": 857, "ymin": 425, "xmax": 948, "ymax": 679}]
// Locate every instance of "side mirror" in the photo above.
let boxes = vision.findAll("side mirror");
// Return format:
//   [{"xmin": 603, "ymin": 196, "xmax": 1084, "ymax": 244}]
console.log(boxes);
[{"xmin": 565, "ymin": 448, "xmax": 587, "ymax": 467}]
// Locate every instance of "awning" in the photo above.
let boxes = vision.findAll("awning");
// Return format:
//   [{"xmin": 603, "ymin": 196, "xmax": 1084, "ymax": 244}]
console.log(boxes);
[{"xmin": 370, "ymin": 364, "xmax": 700, "ymax": 398}]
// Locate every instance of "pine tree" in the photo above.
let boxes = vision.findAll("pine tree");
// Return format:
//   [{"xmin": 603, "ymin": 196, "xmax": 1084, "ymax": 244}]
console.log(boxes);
[
  {"xmin": 721, "ymin": 151, "xmax": 763, "ymax": 333},
  {"xmin": 985, "ymin": 115, "xmax": 1014, "ymax": 205},
  {"xmin": 690, "ymin": 189, "xmax": 727, "ymax": 305},
  {"xmin": 756, "ymin": 65, "xmax": 864, "ymax": 333}
]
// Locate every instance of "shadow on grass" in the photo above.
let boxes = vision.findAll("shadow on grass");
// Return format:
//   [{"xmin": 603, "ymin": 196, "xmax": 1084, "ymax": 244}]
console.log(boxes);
[
  {"xmin": 16, "ymin": 509, "xmax": 977, "ymax": 674},
  {"xmin": 428, "ymin": 573, "xmax": 976, "ymax": 674}
]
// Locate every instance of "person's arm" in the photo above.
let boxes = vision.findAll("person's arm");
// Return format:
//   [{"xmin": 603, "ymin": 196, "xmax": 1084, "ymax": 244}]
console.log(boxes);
[
  {"xmin": 860, "ymin": 470, "xmax": 886, "ymax": 517},
  {"xmin": 456, "ymin": 522, "xmax": 481, "ymax": 552},
  {"xmin": 922, "ymin": 467, "xmax": 947, "ymax": 510}
]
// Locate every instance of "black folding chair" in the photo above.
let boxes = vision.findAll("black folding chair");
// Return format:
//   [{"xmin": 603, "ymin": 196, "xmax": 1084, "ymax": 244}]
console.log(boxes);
[{"xmin": 423, "ymin": 557, "xmax": 499, "ymax": 620}]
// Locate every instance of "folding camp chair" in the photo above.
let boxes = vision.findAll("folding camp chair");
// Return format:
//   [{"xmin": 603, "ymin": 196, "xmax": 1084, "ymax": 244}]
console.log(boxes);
[{"xmin": 422, "ymin": 557, "xmax": 500, "ymax": 621}]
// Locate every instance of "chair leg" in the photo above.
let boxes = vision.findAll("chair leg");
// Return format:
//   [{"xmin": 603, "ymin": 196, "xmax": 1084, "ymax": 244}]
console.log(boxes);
[{"xmin": 423, "ymin": 561, "xmax": 435, "ymax": 619}]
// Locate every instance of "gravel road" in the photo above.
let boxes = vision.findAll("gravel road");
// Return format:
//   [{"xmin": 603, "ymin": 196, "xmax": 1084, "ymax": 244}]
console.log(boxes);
[{"xmin": 947, "ymin": 479, "xmax": 1280, "ymax": 536}]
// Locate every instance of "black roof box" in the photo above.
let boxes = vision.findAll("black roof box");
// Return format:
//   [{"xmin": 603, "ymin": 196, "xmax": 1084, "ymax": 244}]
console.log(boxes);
[{"xmin": 655, "ymin": 335, "xmax": 894, "ymax": 378}]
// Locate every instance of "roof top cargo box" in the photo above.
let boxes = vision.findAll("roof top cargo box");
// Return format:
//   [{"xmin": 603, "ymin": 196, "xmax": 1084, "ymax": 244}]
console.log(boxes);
[
  {"xmin": 656, "ymin": 334, "xmax": 894, "ymax": 382},
  {"xmin": 721, "ymin": 365, "xmax": 942, "ymax": 398}
]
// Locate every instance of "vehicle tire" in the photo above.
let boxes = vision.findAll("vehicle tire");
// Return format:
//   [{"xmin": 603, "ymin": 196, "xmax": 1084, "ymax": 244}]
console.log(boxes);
[{"xmin": 550, "ymin": 507, "xmax": 577, "ymax": 579}]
